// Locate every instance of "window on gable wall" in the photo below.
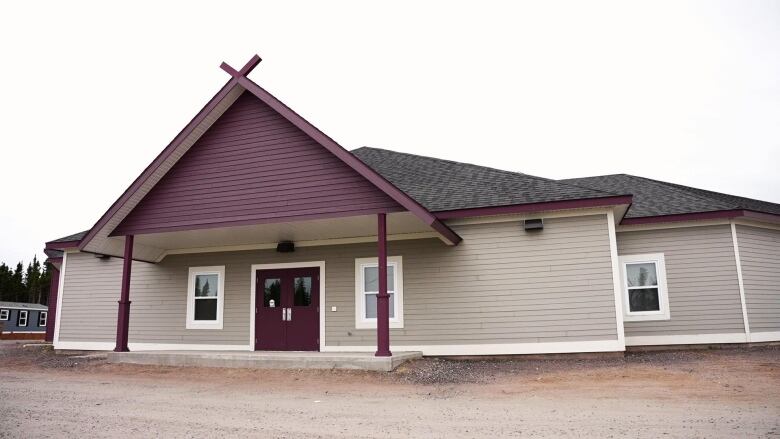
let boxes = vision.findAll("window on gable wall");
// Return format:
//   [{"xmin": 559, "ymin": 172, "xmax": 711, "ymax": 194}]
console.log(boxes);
[
  {"xmin": 186, "ymin": 266, "xmax": 225, "ymax": 330},
  {"xmin": 354, "ymin": 256, "xmax": 404, "ymax": 329},
  {"xmin": 619, "ymin": 253, "xmax": 671, "ymax": 321}
]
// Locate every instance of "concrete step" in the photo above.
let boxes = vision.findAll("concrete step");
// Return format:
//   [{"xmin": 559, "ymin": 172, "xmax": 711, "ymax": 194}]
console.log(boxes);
[{"xmin": 106, "ymin": 350, "xmax": 422, "ymax": 372}]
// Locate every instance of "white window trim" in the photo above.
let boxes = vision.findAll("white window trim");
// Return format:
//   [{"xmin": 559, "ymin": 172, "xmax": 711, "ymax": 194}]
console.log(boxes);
[
  {"xmin": 618, "ymin": 253, "xmax": 670, "ymax": 322},
  {"xmin": 18, "ymin": 310, "xmax": 28, "ymax": 327},
  {"xmin": 186, "ymin": 266, "xmax": 225, "ymax": 330},
  {"xmin": 38, "ymin": 311, "xmax": 47, "ymax": 327},
  {"xmin": 354, "ymin": 256, "xmax": 404, "ymax": 329},
  {"xmin": 0, "ymin": 309, "xmax": 8, "ymax": 321}
]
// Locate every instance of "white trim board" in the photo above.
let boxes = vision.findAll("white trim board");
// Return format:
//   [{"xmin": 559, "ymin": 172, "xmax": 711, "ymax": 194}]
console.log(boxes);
[
  {"xmin": 607, "ymin": 211, "xmax": 626, "ymax": 349},
  {"xmin": 749, "ymin": 332, "xmax": 780, "ymax": 343},
  {"xmin": 730, "ymin": 221, "xmax": 751, "ymax": 337},
  {"xmin": 54, "ymin": 341, "xmax": 252, "ymax": 351},
  {"xmin": 625, "ymin": 333, "xmax": 748, "ymax": 346},
  {"xmin": 52, "ymin": 251, "xmax": 68, "ymax": 345},
  {"xmin": 250, "ymin": 261, "xmax": 326, "ymax": 352},
  {"xmin": 322, "ymin": 339, "xmax": 624, "ymax": 356}
]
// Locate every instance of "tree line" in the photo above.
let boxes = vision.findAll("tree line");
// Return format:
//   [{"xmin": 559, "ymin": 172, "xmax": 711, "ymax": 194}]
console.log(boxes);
[{"xmin": 0, "ymin": 256, "xmax": 52, "ymax": 305}]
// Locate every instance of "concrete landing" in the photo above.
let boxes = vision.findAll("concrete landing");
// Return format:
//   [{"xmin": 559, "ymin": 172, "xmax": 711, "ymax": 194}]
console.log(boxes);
[{"xmin": 106, "ymin": 350, "xmax": 422, "ymax": 372}]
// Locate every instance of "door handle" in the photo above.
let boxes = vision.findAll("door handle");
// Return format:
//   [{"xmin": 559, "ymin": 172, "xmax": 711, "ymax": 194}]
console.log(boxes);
[
  {"xmin": 282, "ymin": 308, "xmax": 287, "ymax": 321},
  {"xmin": 287, "ymin": 308, "xmax": 292, "ymax": 321}
]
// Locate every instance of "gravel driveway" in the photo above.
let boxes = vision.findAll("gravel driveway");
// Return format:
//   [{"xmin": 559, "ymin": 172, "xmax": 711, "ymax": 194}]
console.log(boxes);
[{"xmin": 0, "ymin": 342, "xmax": 778, "ymax": 438}]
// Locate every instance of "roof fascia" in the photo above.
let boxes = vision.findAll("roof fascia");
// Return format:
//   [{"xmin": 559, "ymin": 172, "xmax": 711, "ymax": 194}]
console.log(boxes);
[
  {"xmin": 619, "ymin": 209, "xmax": 747, "ymax": 225},
  {"xmin": 233, "ymin": 74, "xmax": 462, "ymax": 245},
  {"xmin": 434, "ymin": 195, "xmax": 633, "ymax": 219},
  {"xmin": 45, "ymin": 240, "xmax": 81, "ymax": 250},
  {"xmin": 78, "ymin": 77, "xmax": 242, "ymax": 250},
  {"xmin": 741, "ymin": 210, "xmax": 780, "ymax": 225}
]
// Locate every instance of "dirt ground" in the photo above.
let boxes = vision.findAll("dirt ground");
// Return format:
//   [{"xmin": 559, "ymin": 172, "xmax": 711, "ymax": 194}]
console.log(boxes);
[{"xmin": 0, "ymin": 342, "xmax": 778, "ymax": 438}]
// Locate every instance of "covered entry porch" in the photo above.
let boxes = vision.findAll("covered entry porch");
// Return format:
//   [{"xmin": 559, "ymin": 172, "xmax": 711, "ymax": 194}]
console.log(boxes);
[{"xmin": 70, "ymin": 210, "xmax": 459, "ymax": 359}]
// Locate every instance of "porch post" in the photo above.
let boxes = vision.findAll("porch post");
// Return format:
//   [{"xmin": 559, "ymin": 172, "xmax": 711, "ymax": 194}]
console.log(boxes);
[
  {"xmin": 44, "ymin": 264, "xmax": 60, "ymax": 342},
  {"xmin": 375, "ymin": 213, "xmax": 392, "ymax": 357},
  {"xmin": 114, "ymin": 235, "xmax": 134, "ymax": 352}
]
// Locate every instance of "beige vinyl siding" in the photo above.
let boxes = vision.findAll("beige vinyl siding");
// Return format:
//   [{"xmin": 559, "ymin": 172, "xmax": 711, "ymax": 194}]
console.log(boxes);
[
  {"xmin": 327, "ymin": 214, "xmax": 618, "ymax": 346},
  {"xmin": 735, "ymin": 225, "xmax": 780, "ymax": 333},
  {"xmin": 58, "ymin": 214, "xmax": 619, "ymax": 348},
  {"xmin": 617, "ymin": 225, "xmax": 744, "ymax": 337},
  {"xmin": 59, "ymin": 252, "xmax": 251, "ymax": 345}
]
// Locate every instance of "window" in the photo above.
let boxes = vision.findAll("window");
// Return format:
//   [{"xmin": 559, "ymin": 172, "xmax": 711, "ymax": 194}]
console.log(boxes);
[
  {"xmin": 186, "ymin": 266, "xmax": 225, "ymax": 329},
  {"xmin": 355, "ymin": 256, "xmax": 404, "ymax": 329},
  {"xmin": 18, "ymin": 310, "xmax": 28, "ymax": 327},
  {"xmin": 38, "ymin": 311, "xmax": 47, "ymax": 327},
  {"xmin": 0, "ymin": 309, "xmax": 8, "ymax": 321},
  {"xmin": 619, "ymin": 253, "xmax": 670, "ymax": 321}
]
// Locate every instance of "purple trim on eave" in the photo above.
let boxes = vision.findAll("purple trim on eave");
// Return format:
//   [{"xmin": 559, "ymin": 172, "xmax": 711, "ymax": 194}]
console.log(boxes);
[
  {"xmin": 621, "ymin": 209, "xmax": 780, "ymax": 225},
  {"xmin": 434, "ymin": 195, "xmax": 633, "ymax": 219},
  {"xmin": 45, "ymin": 241, "xmax": 81, "ymax": 250},
  {"xmin": 78, "ymin": 78, "xmax": 242, "ymax": 251}
]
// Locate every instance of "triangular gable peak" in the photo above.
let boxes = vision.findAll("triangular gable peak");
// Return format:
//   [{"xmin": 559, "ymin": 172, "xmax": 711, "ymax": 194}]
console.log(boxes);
[
  {"xmin": 79, "ymin": 55, "xmax": 460, "ymax": 259},
  {"xmin": 112, "ymin": 91, "xmax": 404, "ymax": 235}
]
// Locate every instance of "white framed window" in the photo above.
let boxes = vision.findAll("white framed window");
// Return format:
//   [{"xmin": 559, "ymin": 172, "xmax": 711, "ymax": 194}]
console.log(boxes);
[
  {"xmin": 38, "ymin": 311, "xmax": 47, "ymax": 327},
  {"xmin": 186, "ymin": 266, "xmax": 225, "ymax": 330},
  {"xmin": 18, "ymin": 310, "xmax": 28, "ymax": 327},
  {"xmin": 619, "ymin": 253, "xmax": 670, "ymax": 322},
  {"xmin": 355, "ymin": 256, "xmax": 404, "ymax": 329},
  {"xmin": 0, "ymin": 309, "xmax": 8, "ymax": 321}
]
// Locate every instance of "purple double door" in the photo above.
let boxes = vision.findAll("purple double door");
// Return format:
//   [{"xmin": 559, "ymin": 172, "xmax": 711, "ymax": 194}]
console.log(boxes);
[{"xmin": 255, "ymin": 267, "xmax": 320, "ymax": 351}]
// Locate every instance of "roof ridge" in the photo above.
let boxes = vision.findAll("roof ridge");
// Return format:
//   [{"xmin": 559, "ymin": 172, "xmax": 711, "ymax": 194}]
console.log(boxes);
[
  {"xmin": 564, "ymin": 173, "xmax": 740, "ymax": 207},
  {"xmin": 355, "ymin": 147, "xmax": 622, "ymax": 197},
  {"xmin": 628, "ymin": 174, "xmax": 780, "ymax": 208}
]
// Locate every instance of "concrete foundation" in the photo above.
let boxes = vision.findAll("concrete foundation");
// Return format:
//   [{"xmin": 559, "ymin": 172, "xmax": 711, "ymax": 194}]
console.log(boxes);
[{"xmin": 106, "ymin": 350, "xmax": 422, "ymax": 372}]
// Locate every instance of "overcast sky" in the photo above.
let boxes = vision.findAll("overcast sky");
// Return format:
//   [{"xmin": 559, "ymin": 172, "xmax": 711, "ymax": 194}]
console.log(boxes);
[{"xmin": 1, "ymin": 1, "xmax": 778, "ymax": 265}]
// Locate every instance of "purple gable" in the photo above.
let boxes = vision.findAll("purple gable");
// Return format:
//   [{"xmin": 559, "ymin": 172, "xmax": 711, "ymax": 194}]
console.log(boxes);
[{"xmin": 112, "ymin": 92, "xmax": 404, "ymax": 236}]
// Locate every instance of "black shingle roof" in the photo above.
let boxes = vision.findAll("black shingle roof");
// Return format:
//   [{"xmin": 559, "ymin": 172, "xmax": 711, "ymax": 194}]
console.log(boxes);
[
  {"xmin": 561, "ymin": 174, "xmax": 780, "ymax": 219},
  {"xmin": 352, "ymin": 147, "xmax": 622, "ymax": 212},
  {"xmin": 48, "ymin": 231, "xmax": 88, "ymax": 243},
  {"xmin": 44, "ymin": 249, "xmax": 64, "ymax": 259},
  {"xmin": 50, "ymin": 151, "xmax": 779, "ymax": 243}
]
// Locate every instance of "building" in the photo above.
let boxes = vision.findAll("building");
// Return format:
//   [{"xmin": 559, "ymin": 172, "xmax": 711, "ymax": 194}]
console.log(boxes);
[
  {"xmin": 44, "ymin": 56, "xmax": 779, "ymax": 357},
  {"xmin": 0, "ymin": 301, "xmax": 48, "ymax": 338}
]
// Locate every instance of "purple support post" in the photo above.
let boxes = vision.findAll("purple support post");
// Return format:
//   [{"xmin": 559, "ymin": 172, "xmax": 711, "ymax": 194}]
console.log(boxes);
[
  {"xmin": 375, "ymin": 213, "xmax": 392, "ymax": 357},
  {"xmin": 114, "ymin": 235, "xmax": 134, "ymax": 352}
]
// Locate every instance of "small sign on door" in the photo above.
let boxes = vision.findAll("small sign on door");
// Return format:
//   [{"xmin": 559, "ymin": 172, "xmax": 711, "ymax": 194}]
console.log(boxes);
[{"xmin": 269, "ymin": 299, "xmax": 276, "ymax": 308}]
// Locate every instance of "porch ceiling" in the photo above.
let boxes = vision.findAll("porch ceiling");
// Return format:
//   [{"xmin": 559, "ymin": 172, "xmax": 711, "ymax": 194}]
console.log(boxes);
[{"xmin": 102, "ymin": 211, "xmax": 437, "ymax": 262}]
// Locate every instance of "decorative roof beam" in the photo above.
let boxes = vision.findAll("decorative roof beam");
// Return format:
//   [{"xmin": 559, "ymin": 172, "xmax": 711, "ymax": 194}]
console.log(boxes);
[{"xmin": 220, "ymin": 54, "xmax": 262, "ymax": 78}]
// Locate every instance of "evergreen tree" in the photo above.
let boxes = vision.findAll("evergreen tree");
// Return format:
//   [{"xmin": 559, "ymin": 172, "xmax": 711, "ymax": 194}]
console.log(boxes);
[
  {"xmin": 0, "ymin": 263, "xmax": 11, "ymax": 301},
  {"xmin": 25, "ymin": 256, "xmax": 43, "ymax": 304},
  {"xmin": 11, "ymin": 263, "xmax": 24, "ymax": 302},
  {"xmin": 0, "ymin": 257, "xmax": 51, "ymax": 305}
]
